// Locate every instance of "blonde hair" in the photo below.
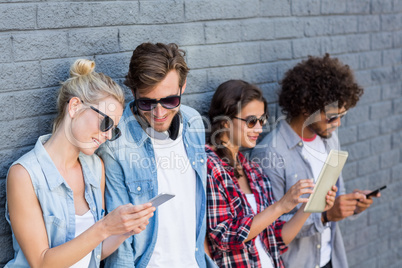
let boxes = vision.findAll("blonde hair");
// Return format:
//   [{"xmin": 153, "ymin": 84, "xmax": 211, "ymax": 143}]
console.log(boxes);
[{"xmin": 53, "ymin": 59, "xmax": 125, "ymax": 133}]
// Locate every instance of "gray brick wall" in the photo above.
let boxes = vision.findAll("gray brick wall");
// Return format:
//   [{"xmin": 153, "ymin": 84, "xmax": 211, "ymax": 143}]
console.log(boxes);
[{"xmin": 0, "ymin": 0, "xmax": 401, "ymax": 267}]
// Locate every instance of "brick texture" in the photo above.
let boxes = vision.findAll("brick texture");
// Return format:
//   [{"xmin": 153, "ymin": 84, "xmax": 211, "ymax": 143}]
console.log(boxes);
[{"xmin": 0, "ymin": 0, "xmax": 401, "ymax": 267}]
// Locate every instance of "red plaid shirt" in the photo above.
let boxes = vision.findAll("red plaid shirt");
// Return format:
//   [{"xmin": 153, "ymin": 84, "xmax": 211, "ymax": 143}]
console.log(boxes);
[{"xmin": 205, "ymin": 145, "xmax": 287, "ymax": 268}]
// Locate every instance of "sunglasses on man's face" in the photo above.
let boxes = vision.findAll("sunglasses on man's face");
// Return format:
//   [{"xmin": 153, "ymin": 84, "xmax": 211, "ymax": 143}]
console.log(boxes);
[
  {"xmin": 234, "ymin": 115, "xmax": 268, "ymax": 128},
  {"xmin": 325, "ymin": 110, "xmax": 347, "ymax": 124},
  {"xmin": 135, "ymin": 88, "xmax": 182, "ymax": 111},
  {"xmin": 89, "ymin": 106, "xmax": 121, "ymax": 141}
]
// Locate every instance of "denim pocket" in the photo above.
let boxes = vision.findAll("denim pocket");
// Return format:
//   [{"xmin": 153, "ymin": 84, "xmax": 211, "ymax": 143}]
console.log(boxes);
[
  {"xmin": 43, "ymin": 215, "xmax": 67, "ymax": 248},
  {"xmin": 127, "ymin": 180, "xmax": 154, "ymax": 195}
]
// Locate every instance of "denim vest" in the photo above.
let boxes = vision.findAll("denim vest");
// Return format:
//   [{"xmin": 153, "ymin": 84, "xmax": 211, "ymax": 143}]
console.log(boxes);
[
  {"xmin": 5, "ymin": 134, "xmax": 104, "ymax": 268},
  {"xmin": 97, "ymin": 103, "xmax": 215, "ymax": 268}
]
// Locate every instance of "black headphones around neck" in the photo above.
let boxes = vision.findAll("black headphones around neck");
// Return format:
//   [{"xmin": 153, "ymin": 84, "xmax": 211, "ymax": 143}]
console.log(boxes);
[{"xmin": 130, "ymin": 102, "xmax": 181, "ymax": 140}]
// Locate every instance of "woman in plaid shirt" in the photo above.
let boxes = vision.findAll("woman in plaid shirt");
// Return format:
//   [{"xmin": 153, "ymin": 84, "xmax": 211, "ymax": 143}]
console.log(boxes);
[{"xmin": 205, "ymin": 80, "xmax": 337, "ymax": 268}]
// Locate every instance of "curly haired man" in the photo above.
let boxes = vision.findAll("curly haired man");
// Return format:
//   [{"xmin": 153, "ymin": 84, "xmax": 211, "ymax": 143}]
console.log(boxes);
[{"xmin": 251, "ymin": 54, "xmax": 381, "ymax": 268}]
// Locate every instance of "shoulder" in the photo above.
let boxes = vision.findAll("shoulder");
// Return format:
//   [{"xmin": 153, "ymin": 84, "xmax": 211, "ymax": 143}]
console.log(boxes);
[
  {"xmin": 97, "ymin": 133, "xmax": 124, "ymax": 159},
  {"xmin": 239, "ymin": 152, "xmax": 265, "ymax": 177},
  {"xmin": 243, "ymin": 153, "xmax": 263, "ymax": 172},
  {"xmin": 181, "ymin": 105, "xmax": 204, "ymax": 126},
  {"xmin": 252, "ymin": 127, "xmax": 286, "ymax": 159},
  {"xmin": 8, "ymin": 148, "xmax": 38, "ymax": 181},
  {"xmin": 180, "ymin": 105, "xmax": 202, "ymax": 118},
  {"xmin": 7, "ymin": 164, "xmax": 36, "ymax": 199},
  {"xmin": 205, "ymin": 145, "xmax": 219, "ymax": 162},
  {"xmin": 205, "ymin": 146, "xmax": 234, "ymax": 191},
  {"xmin": 13, "ymin": 148, "xmax": 38, "ymax": 167},
  {"xmin": 8, "ymin": 164, "xmax": 31, "ymax": 181},
  {"xmin": 205, "ymin": 145, "xmax": 225, "ymax": 173}
]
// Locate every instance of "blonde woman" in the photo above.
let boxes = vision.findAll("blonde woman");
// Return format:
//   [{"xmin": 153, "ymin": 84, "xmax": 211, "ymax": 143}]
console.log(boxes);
[{"xmin": 5, "ymin": 59, "xmax": 155, "ymax": 268}]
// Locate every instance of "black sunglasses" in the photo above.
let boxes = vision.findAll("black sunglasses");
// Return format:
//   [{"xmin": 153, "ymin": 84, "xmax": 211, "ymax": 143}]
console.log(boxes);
[
  {"xmin": 67, "ymin": 99, "xmax": 121, "ymax": 141},
  {"xmin": 325, "ymin": 111, "xmax": 347, "ymax": 124},
  {"xmin": 234, "ymin": 115, "xmax": 267, "ymax": 128},
  {"xmin": 89, "ymin": 106, "xmax": 121, "ymax": 141},
  {"xmin": 135, "ymin": 88, "xmax": 182, "ymax": 111}
]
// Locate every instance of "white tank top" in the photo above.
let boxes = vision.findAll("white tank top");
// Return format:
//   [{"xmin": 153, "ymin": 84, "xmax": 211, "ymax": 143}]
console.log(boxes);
[
  {"xmin": 70, "ymin": 210, "xmax": 96, "ymax": 268},
  {"xmin": 245, "ymin": 194, "xmax": 274, "ymax": 268}
]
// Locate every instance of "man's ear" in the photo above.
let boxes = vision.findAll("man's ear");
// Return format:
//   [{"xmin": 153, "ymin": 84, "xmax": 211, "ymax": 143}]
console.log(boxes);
[
  {"xmin": 68, "ymin": 97, "xmax": 81, "ymax": 118},
  {"xmin": 301, "ymin": 109, "xmax": 310, "ymax": 117},
  {"xmin": 181, "ymin": 79, "xmax": 187, "ymax": 94}
]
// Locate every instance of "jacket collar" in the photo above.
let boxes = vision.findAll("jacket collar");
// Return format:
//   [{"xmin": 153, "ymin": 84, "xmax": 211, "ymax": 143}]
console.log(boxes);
[
  {"xmin": 34, "ymin": 134, "xmax": 99, "ymax": 191},
  {"xmin": 278, "ymin": 119, "xmax": 304, "ymax": 149}
]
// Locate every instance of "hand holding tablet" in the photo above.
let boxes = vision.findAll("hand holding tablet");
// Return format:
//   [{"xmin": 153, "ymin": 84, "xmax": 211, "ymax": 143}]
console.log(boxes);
[{"xmin": 304, "ymin": 150, "xmax": 349, "ymax": 213}]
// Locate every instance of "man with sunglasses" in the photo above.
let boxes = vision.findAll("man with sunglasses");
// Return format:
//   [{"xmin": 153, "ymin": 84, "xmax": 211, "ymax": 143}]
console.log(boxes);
[
  {"xmin": 251, "ymin": 54, "xmax": 380, "ymax": 268},
  {"xmin": 97, "ymin": 42, "xmax": 215, "ymax": 268}
]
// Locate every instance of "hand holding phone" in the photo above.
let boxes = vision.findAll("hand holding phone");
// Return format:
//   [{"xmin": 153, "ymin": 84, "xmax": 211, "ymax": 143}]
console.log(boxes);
[
  {"xmin": 366, "ymin": 185, "xmax": 386, "ymax": 198},
  {"xmin": 148, "ymin": 193, "xmax": 175, "ymax": 207}
]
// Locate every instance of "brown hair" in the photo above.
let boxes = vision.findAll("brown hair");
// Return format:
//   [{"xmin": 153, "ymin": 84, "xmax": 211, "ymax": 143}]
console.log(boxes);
[
  {"xmin": 208, "ymin": 80, "xmax": 267, "ymax": 177},
  {"xmin": 279, "ymin": 53, "xmax": 364, "ymax": 120},
  {"xmin": 53, "ymin": 59, "xmax": 125, "ymax": 133},
  {"xmin": 124, "ymin": 42, "xmax": 189, "ymax": 95}
]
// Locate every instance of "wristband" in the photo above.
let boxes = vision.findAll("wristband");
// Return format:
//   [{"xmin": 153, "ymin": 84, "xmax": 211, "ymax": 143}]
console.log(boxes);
[{"xmin": 322, "ymin": 211, "xmax": 329, "ymax": 223}]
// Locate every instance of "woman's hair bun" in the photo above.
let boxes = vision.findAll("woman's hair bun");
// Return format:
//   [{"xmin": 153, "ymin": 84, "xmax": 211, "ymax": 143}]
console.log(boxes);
[{"xmin": 69, "ymin": 59, "xmax": 95, "ymax": 78}]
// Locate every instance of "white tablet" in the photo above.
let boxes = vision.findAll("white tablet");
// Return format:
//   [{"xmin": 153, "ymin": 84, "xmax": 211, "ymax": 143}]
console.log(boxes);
[{"xmin": 304, "ymin": 150, "xmax": 348, "ymax": 213}]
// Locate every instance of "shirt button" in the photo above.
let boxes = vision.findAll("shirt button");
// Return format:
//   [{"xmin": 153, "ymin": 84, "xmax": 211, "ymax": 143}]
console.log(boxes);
[
  {"xmin": 317, "ymin": 244, "xmax": 321, "ymax": 249},
  {"xmin": 298, "ymin": 141, "xmax": 303, "ymax": 147},
  {"xmin": 195, "ymin": 247, "xmax": 198, "ymax": 251},
  {"xmin": 200, "ymin": 159, "xmax": 204, "ymax": 163},
  {"xmin": 186, "ymin": 143, "xmax": 189, "ymax": 147},
  {"xmin": 315, "ymin": 266, "xmax": 319, "ymax": 268},
  {"xmin": 192, "ymin": 161, "xmax": 195, "ymax": 166},
  {"xmin": 92, "ymin": 207, "xmax": 96, "ymax": 211},
  {"xmin": 294, "ymin": 174, "xmax": 298, "ymax": 178},
  {"xmin": 137, "ymin": 186, "xmax": 141, "ymax": 191},
  {"xmin": 97, "ymin": 255, "xmax": 101, "ymax": 259}
]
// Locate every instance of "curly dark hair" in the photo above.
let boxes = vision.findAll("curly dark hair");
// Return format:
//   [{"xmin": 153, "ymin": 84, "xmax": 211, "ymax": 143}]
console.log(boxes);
[{"xmin": 279, "ymin": 53, "xmax": 364, "ymax": 119}]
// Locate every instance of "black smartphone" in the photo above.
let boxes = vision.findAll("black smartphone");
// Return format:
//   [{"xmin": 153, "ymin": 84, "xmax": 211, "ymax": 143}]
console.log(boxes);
[{"xmin": 366, "ymin": 185, "xmax": 386, "ymax": 198}]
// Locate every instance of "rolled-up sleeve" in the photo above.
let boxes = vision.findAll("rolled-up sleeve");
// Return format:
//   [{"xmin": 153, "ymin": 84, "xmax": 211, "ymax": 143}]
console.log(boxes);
[{"xmin": 272, "ymin": 218, "xmax": 287, "ymax": 254}]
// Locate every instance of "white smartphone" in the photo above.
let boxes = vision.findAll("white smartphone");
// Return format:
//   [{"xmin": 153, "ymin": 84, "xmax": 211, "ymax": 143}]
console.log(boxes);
[
  {"xmin": 304, "ymin": 150, "xmax": 349, "ymax": 213},
  {"xmin": 148, "ymin": 193, "xmax": 175, "ymax": 207}
]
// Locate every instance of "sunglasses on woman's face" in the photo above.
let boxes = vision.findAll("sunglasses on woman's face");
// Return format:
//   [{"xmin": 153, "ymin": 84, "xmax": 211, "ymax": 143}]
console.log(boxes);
[
  {"xmin": 325, "ymin": 110, "xmax": 347, "ymax": 124},
  {"xmin": 89, "ymin": 106, "xmax": 121, "ymax": 141},
  {"xmin": 234, "ymin": 115, "xmax": 268, "ymax": 128},
  {"xmin": 135, "ymin": 88, "xmax": 182, "ymax": 111},
  {"xmin": 67, "ymin": 99, "xmax": 121, "ymax": 141}
]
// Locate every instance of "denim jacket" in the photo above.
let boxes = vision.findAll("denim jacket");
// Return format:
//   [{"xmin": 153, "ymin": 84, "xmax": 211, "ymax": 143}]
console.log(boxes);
[
  {"xmin": 97, "ymin": 103, "xmax": 214, "ymax": 268},
  {"xmin": 250, "ymin": 120, "xmax": 348, "ymax": 268},
  {"xmin": 5, "ymin": 134, "xmax": 104, "ymax": 268}
]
